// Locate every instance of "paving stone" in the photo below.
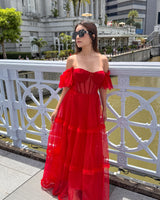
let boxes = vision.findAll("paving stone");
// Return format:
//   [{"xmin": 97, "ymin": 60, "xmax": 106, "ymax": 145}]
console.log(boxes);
[
  {"xmin": 4, "ymin": 170, "xmax": 57, "ymax": 200},
  {"xmin": 0, "ymin": 149, "xmax": 9, "ymax": 157},
  {"xmin": 110, "ymin": 186, "xmax": 157, "ymax": 200},
  {"xmin": 0, "ymin": 165, "xmax": 30, "ymax": 200},
  {"xmin": 0, "ymin": 149, "xmax": 158, "ymax": 200},
  {"xmin": 0, "ymin": 150, "xmax": 45, "ymax": 200},
  {"xmin": 0, "ymin": 151, "xmax": 44, "ymax": 176}
]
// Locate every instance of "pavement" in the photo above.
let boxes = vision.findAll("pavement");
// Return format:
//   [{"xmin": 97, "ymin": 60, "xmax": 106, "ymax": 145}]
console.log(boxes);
[{"xmin": 0, "ymin": 149, "xmax": 157, "ymax": 200}]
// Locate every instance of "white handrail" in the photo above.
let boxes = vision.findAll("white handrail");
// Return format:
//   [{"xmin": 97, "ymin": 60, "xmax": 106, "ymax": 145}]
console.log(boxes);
[{"xmin": 0, "ymin": 60, "xmax": 160, "ymax": 178}]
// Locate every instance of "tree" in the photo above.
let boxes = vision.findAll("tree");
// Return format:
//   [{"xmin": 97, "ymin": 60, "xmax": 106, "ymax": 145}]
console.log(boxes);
[
  {"xmin": 51, "ymin": 1, "xmax": 59, "ymax": 18},
  {"xmin": 104, "ymin": 14, "xmax": 108, "ymax": 25},
  {"xmin": 69, "ymin": 0, "xmax": 78, "ymax": 16},
  {"xmin": 31, "ymin": 38, "xmax": 47, "ymax": 58},
  {"xmin": 69, "ymin": 0, "xmax": 90, "ymax": 16},
  {"xmin": 126, "ymin": 18, "xmax": 134, "ymax": 26},
  {"xmin": 0, "ymin": 8, "xmax": 22, "ymax": 59},
  {"xmin": 77, "ymin": 0, "xmax": 90, "ymax": 16},
  {"xmin": 59, "ymin": 33, "xmax": 72, "ymax": 50},
  {"xmin": 128, "ymin": 10, "xmax": 138, "ymax": 26},
  {"xmin": 134, "ymin": 22, "xmax": 141, "ymax": 29},
  {"xmin": 64, "ymin": 0, "xmax": 71, "ymax": 17}
]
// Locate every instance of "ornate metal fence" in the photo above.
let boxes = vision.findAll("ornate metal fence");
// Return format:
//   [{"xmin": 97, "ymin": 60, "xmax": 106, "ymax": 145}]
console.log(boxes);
[{"xmin": 0, "ymin": 60, "xmax": 160, "ymax": 178}]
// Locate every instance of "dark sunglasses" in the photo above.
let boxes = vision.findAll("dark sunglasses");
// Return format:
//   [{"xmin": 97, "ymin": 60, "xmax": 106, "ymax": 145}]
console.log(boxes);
[{"xmin": 72, "ymin": 29, "xmax": 88, "ymax": 39}]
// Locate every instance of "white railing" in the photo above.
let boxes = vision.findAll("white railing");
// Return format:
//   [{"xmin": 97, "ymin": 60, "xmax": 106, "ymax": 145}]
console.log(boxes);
[{"xmin": 0, "ymin": 60, "xmax": 160, "ymax": 178}]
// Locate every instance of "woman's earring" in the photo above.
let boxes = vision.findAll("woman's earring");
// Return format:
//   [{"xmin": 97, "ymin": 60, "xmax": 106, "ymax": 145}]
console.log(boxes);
[{"xmin": 92, "ymin": 34, "xmax": 95, "ymax": 40}]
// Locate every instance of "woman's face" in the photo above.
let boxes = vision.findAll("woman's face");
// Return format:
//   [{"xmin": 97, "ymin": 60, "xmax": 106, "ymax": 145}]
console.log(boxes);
[{"xmin": 75, "ymin": 25, "xmax": 92, "ymax": 49}]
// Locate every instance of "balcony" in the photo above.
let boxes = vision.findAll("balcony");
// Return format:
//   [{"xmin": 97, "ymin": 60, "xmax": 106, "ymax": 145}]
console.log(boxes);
[{"xmin": 0, "ymin": 60, "xmax": 160, "ymax": 199}]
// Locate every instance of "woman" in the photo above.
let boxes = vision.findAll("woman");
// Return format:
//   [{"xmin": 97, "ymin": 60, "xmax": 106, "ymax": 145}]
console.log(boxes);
[{"xmin": 41, "ymin": 21, "xmax": 113, "ymax": 200}]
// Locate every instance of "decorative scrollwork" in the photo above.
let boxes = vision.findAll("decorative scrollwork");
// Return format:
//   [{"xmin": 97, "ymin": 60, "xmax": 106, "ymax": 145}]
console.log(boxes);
[
  {"xmin": 22, "ymin": 84, "xmax": 60, "ymax": 132},
  {"xmin": 106, "ymin": 91, "xmax": 157, "ymax": 154}
]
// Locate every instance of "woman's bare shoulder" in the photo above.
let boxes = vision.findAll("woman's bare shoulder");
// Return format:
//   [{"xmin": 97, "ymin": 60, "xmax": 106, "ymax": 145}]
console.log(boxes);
[
  {"xmin": 100, "ymin": 54, "xmax": 109, "ymax": 72},
  {"xmin": 66, "ymin": 54, "xmax": 77, "ymax": 69}
]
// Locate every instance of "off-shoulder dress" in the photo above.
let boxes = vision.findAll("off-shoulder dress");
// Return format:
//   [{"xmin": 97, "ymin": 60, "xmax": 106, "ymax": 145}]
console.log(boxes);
[{"xmin": 41, "ymin": 67, "xmax": 113, "ymax": 200}]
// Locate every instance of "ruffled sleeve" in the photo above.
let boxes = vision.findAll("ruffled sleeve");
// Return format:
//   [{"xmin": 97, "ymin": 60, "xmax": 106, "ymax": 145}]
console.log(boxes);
[
  {"xmin": 100, "ymin": 70, "xmax": 113, "ymax": 90},
  {"xmin": 59, "ymin": 67, "xmax": 73, "ymax": 88}
]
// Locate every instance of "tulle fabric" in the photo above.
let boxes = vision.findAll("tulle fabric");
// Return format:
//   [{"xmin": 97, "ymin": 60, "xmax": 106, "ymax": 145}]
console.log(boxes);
[{"xmin": 41, "ymin": 67, "xmax": 113, "ymax": 200}]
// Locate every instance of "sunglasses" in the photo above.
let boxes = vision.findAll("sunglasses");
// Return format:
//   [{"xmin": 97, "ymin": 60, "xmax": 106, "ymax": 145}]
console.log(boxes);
[{"xmin": 72, "ymin": 29, "xmax": 88, "ymax": 39}]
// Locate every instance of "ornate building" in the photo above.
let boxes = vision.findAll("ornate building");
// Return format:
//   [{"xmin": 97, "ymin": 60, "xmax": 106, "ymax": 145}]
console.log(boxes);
[{"xmin": 0, "ymin": 0, "xmax": 135, "ymax": 54}]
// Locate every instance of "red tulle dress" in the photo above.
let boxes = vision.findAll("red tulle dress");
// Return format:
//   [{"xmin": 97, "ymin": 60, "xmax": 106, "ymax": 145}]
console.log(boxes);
[{"xmin": 41, "ymin": 67, "xmax": 113, "ymax": 200}]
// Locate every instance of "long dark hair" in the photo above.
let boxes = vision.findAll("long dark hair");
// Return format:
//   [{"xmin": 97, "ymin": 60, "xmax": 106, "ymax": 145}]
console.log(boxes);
[{"xmin": 74, "ymin": 21, "xmax": 98, "ymax": 53}]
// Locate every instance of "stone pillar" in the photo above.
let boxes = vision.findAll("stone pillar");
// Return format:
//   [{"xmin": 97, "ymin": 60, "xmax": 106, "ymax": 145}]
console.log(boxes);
[
  {"xmin": 32, "ymin": 0, "xmax": 36, "ymax": 13},
  {"xmin": 27, "ymin": 0, "xmax": 31, "ymax": 13},
  {"xmin": 45, "ymin": 0, "xmax": 51, "ymax": 17},
  {"xmin": 79, "ymin": 3, "xmax": 83, "ymax": 17},
  {"xmin": 85, "ymin": 2, "xmax": 89, "ymax": 13},
  {"xmin": 4, "ymin": 0, "xmax": 11, "ymax": 8},
  {"xmin": 40, "ymin": 0, "xmax": 46, "ymax": 17},
  {"xmin": 95, "ymin": 0, "xmax": 99, "ymax": 20},
  {"xmin": 0, "ymin": 0, "xmax": 5, "ymax": 8},
  {"xmin": 91, "ymin": 0, "xmax": 94, "ymax": 19},
  {"xmin": 58, "ymin": 0, "xmax": 64, "ymax": 17},
  {"xmin": 15, "ymin": 0, "xmax": 23, "ymax": 12},
  {"xmin": 101, "ymin": 0, "xmax": 105, "ymax": 25},
  {"xmin": 35, "ymin": 0, "xmax": 40, "ymax": 15},
  {"xmin": 26, "ymin": 0, "xmax": 35, "ymax": 13}
]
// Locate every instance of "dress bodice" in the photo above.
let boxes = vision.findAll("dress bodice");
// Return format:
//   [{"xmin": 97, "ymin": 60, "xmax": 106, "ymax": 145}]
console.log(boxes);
[
  {"xmin": 58, "ymin": 67, "xmax": 113, "ymax": 93},
  {"xmin": 72, "ymin": 68, "xmax": 106, "ymax": 94}
]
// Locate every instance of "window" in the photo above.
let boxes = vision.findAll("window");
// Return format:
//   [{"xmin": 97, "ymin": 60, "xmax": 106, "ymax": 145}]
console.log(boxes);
[
  {"xmin": 106, "ymin": 0, "xmax": 116, "ymax": 2},
  {"xmin": 158, "ymin": 12, "xmax": 160, "ymax": 24},
  {"xmin": 107, "ymin": 12, "xmax": 118, "ymax": 17},
  {"xmin": 106, "ymin": 5, "xmax": 117, "ymax": 10},
  {"xmin": 30, "ymin": 32, "xmax": 38, "ymax": 37}
]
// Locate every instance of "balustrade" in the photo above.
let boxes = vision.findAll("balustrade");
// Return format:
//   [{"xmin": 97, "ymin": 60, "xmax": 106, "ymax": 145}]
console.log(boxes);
[{"xmin": 0, "ymin": 60, "xmax": 160, "ymax": 178}]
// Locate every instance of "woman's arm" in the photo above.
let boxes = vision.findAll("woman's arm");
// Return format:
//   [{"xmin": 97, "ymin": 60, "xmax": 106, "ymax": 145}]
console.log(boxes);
[
  {"xmin": 99, "ymin": 55, "xmax": 109, "ymax": 121},
  {"xmin": 51, "ymin": 56, "xmax": 74, "ymax": 122}
]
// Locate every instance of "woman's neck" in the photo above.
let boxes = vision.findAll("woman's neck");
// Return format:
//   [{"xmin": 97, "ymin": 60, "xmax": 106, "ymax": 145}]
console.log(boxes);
[{"xmin": 80, "ymin": 46, "xmax": 95, "ymax": 57}]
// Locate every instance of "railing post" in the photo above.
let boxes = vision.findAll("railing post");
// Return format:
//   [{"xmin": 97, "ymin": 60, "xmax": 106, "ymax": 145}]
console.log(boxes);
[
  {"xmin": 117, "ymin": 75, "xmax": 130, "ymax": 167},
  {"xmin": 3, "ymin": 69, "xmax": 22, "ymax": 148},
  {"xmin": 156, "ymin": 124, "xmax": 160, "ymax": 176}
]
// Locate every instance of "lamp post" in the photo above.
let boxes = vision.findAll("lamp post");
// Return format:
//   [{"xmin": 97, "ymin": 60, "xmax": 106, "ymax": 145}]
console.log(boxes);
[{"xmin": 112, "ymin": 38, "xmax": 116, "ymax": 55}]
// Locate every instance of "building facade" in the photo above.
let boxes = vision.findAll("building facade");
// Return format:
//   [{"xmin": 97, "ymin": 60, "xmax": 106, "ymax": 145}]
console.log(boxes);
[
  {"xmin": 156, "ymin": 0, "xmax": 160, "ymax": 25},
  {"xmin": 106, "ymin": 0, "xmax": 157, "ymax": 35},
  {"xmin": 0, "ymin": 0, "xmax": 136, "ymax": 54}
]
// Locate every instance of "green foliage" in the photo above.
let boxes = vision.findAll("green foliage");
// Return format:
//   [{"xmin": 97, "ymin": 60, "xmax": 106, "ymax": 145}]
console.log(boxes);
[
  {"xmin": 0, "ymin": 8, "xmax": 22, "ymax": 43},
  {"xmin": 59, "ymin": 49, "xmax": 74, "ymax": 58},
  {"xmin": 31, "ymin": 38, "xmax": 47, "ymax": 49},
  {"xmin": 0, "ymin": 8, "xmax": 22, "ymax": 58},
  {"xmin": 31, "ymin": 38, "xmax": 47, "ymax": 56},
  {"xmin": 69, "ymin": 0, "xmax": 77, "ymax": 16},
  {"xmin": 64, "ymin": 0, "xmax": 71, "ymax": 15},
  {"xmin": 134, "ymin": 22, "xmax": 141, "ymax": 29},
  {"xmin": 128, "ymin": 9, "xmax": 138, "ymax": 19},
  {"xmin": 0, "ymin": 52, "xmax": 32, "ymax": 59},
  {"xmin": 44, "ymin": 51, "xmax": 59, "ymax": 59},
  {"xmin": 59, "ymin": 50, "xmax": 66, "ymax": 58},
  {"xmin": 128, "ymin": 45, "xmax": 137, "ymax": 50},
  {"xmin": 69, "ymin": 0, "xmax": 90, "ymax": 16},
  {"xmin": 44, "ymin": 49, "xmax": 74, "ymax": 59},
  {"xmin": 59, "ymin": 33, "xmax": 72, "ymax": 50},
  {"xmin": 126, "ymin": 18, "xmax": 134, "ymax": 26},
  {"xmin": 128, "ymin": 10, "xmax": 139, "ymax": 26},
  {"xmin": 51, "ymin": 8, "xmax": 59, "ymax": 18},
  {"xmin": 106, "ymin": 46, "xmax": 113, "ymax": 54},
  {"xmin": 104, "ymin": 15, "xmax": 108, "ymax": 25}
]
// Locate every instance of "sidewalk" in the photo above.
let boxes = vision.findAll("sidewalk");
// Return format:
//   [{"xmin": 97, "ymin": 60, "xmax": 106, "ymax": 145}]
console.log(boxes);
[{"xmin": 0, "ymin": 149, "xmax": 157, "ymax": 200}]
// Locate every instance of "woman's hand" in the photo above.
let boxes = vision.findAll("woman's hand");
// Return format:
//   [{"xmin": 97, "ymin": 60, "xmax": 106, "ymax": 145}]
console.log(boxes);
[
  {"xmin": 102, "ymin": 109, "xmax": 107, "ymax": 122},
  {"xmin": 51, "ymin": 109, "xmax": 58, "ymax": 122}
]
